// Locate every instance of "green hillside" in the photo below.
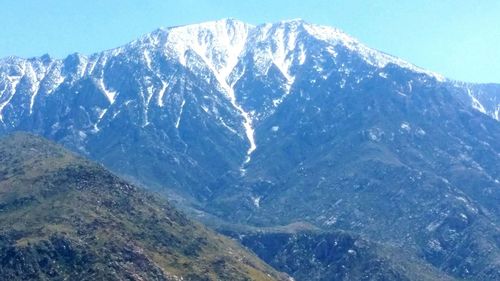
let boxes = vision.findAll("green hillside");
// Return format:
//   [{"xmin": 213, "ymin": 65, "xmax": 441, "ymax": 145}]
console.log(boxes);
[{"xmin": 0, "ymin": 132, "xmax": 288, "ymax": 281}]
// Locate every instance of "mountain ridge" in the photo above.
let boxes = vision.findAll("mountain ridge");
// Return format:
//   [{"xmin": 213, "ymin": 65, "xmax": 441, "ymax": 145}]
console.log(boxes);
[
  {"xmin": 0, "ymin": 132, "xmax": 289, "ymax": 281},
  {"xmin": 0, "ymin": 19, "xmax": 499, "ymax": 280}
]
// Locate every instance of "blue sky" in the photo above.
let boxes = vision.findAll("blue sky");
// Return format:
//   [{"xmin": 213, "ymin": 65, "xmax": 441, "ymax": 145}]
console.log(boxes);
[{"xmin": 1, "ymin": 0, "xmax": 499, "ymax": 83}]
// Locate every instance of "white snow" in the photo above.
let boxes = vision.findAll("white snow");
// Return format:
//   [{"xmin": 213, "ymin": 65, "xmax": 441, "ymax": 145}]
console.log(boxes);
[
  {"xmin": 26, "ymin": 63, "xmax": 43, "ymax": 115},
  {"xmin": 157, "ymin": 80, "xmax": 168, "ymax": 107},
  {"xmin": 250, "ymin": 21, "xmax": 300, "ymax": 94},
  {"xmin": 400, "ymin": 122, "xmax": 411, "ymax": 131},
  {"xmin": 467, "ymin": 88, "xmax": 486, "ymax": 114},
  {"xmin": 426, "ymin": 221, "xmax": 441, "ymax": 232},
  {"xmin": 141, "ymin": 80, "xmax": 155, "ymax": 127},
  {"xmin": 163, "ymin": 19, "xmax": 252, "ymax": 71},
  {"xmin": 143, "ymin": 49, "xmax": 153, "ymax": 70},
  {"xmin": 175, "ymin": 99, "xmax": 185, "ymax": 128},
  {"xmin": 93, "ymin": 107, "xmax": 109, "ymax": 132},
  {"xmin": 146, "ymin": 85, "xmax": 154, "ymax": 104},
  {"xmin": 339, "ymin": 79, "xmax": 346, "ymax": 89},
  {"xmin": 326, "ymin": 46, "xmax": 338, "ymax": 57},
  {"xmin": 219, "ymin": 118, "xmax": 238, "ymax": 134},
  {"xmin": 164, "ymin": 19, "xmax": 257, "ymax": 163},
  {"xmin": 112, "ymin": 110, "xmax": 121, "ymax": 119},
  {"xmin": 74, "ymin": 55, "xmax": 89, "ymax": 78},
  {"xmin": 251, "ymin": 196, "xmax": 261, "ymax": 208},
  {"xmin": 298, "ymin": 44, "xmax": 306, "ymax": 65},
  {"xmin": 19, "ymin": 60, "xmax": 65, "ymax": 115},
  {"xmin": 272, "ymin": 98, "xmax": 282, "ymax": 107},
  {"xmin": 0, "ymin": 76, "xmax": 21, "ymax": 122},
  {"xmin": 303, "ymin": 23, "xmax": 445, "ymax": 81},
  {"xmin": 417, "ymin": 128, "xmax": 426, "ymax": 136},
  {"xmin": 96, "ymin": 78, "xmax": 117, "ymax": 104},
  {"xmin": 85, "ymin": 57, "xmax": 99, "ymax": 75},
  {"xmin": 46, "ymin": 75, "xmax": 65, "ymax": 94},
  {"xmin": 270, "ymin": 26, "xmax": 296, "ymax": 91},
  {"xmin": 78, "ymin": 131, "xmax": 87, "ymax": 139}
]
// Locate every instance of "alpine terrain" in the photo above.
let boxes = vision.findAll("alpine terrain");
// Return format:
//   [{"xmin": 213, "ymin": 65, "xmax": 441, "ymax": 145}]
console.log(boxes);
[{"xmin": 0, "ymin": 19, "xmax": 499, "ymax": 280}]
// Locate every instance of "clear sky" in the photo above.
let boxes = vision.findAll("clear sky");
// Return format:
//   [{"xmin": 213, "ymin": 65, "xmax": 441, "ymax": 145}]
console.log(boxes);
[{"xmin": 1, "ymin": 0, "xmax": 499, "ymax": 83}]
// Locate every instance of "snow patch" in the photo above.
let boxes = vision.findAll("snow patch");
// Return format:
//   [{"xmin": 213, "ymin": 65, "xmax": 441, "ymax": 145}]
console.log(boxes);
[
  {"xmin": 169, "ymin": 20, "xmax": 257, "ymax": 164},
  {"xmin": 143, "ymin": 49, "xmax": 153, "ymax": 70},
  {"xmin": 141, "ymin": 80, "xmax": 155, "ymax": 127},
  {"xmin": 303, "ymin": 23, "xmax": 445, "ymax": 81},
  {"xmin": 426, "ymin": 221, "xmax": 441, "ymax": 232},
  {"xmin": 459, "ymin": 213, "xmax": 468, "ymax": 221},
  {"xmin": 93, "ymin": 107, "xmax": 109, "ymax": 132},
  {"xmin": 219, "ymin": 118, "xmax": 238, "ymax": 134},
  {"xmin": 467, "ymin": 87, "xmax": 486, "ymax": 114},
  {"xmin": 175, "ymin": 99, "xmax": 185, "ymax": 128},
  {"xmin": 400, "ymin": 122, "xmax": 411, "ymax": 131},
  {"xmin": 96, "ymin": 78, "xmax": 117, "ymax": 104},
  {"xmin": 25, "ymin": 63, "xmax": 44, "ymax": 115},
  {"xmin": 298, "ymin": 44, "xmax": 306, "ymax": 65},
  {"xmin": 251, "ymin": 196, "xmax": 261, "ymax": 208},
  {"xmin": 78, "ymin": 131, "xmax": 87, "ymax": 139},
  {"xmin": 0, "ymin": 75, "xmax": 22, "ymax": 122},
  {"xmin": 157, "ymin": 80, "xmax": 168, "ymax": 107}
]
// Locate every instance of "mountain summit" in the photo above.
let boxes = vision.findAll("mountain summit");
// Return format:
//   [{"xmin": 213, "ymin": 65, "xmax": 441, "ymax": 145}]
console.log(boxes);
[{"xmin": 0, "ymin": 19, "xmax": 499, "ymax": 280}]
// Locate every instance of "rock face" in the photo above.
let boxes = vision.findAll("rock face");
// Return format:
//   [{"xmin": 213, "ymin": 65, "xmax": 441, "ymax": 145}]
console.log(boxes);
[
  {"xmin": 0, "ymin": 132, "xmax": 288, "ymax": 281},
  {"xmin": 0, "ymin": 19, "xmax": 499, "ymax": 280},
  {"xmin": 223, "ymin": 229, "xmax": 457, "ymax": 281}
]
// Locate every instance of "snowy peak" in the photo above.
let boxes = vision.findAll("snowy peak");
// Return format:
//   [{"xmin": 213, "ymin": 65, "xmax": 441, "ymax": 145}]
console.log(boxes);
[
  {"xmin": 1, "ymin": 18, "xmax": 498, "ymax": 130},
  {"xmin": 295, "ymin": 21, "xmax": 444, "ymax": 80},
  {"xmin": 121, "ymin": 19, "xmax": 445, "ymax": 84},
  {"xmin": 154, "ymin": 19, "xmax": 252, "ymax": 74}
]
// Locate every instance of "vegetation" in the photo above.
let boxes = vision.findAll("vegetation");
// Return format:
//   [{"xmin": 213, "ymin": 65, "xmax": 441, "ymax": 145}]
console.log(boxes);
[{"xmin": 0, "ymin": 132, "xmax": 288, "ymax": 281}]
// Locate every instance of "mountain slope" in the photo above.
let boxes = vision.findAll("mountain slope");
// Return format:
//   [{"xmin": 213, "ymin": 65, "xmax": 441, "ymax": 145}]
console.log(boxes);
[
  {"xmin": 0, "ymin": 19, "xmax": 497, "ymax": 200},
  {"xmin": 0, "ymin": 132, "xmax": 288, "ymax": 281},
  {"xmin": 0, "ymin": 19, "xmax": 499, "ymax": 280},
  {"xmin": 209, "ymin": 55, "xmax": 500, "ymax": 279},
  {"xmin": 219, "ymin": 225, "xmax": 457, "ymax": 281}
]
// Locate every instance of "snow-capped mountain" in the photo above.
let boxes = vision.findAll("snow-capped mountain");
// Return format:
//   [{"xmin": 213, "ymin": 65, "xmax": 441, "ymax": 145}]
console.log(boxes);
[
  {"xmin": 1, "ymin": 19, "xmax": 499, "ymax": 280},
  {"xmin": 0, "ymin": 19, "xmax": 497, "ymax": 144}
]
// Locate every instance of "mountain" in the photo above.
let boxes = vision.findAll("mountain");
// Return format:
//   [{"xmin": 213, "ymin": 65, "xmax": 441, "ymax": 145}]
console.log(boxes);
[
  {"xmin": 0, "ymin": 19, "xmax": 499, "ymax": 280},
  {"xmin": 0, "ymin": 132, "xmax": 288, "ymax": 281},
  {"xmin": 220, "ymin": 225, "xmax": 456, "ymax": 281}
]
